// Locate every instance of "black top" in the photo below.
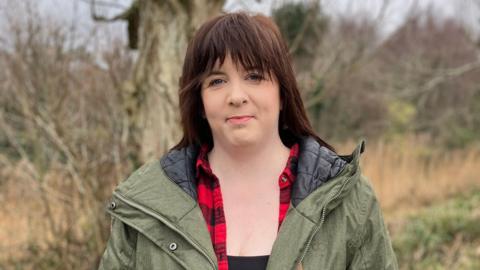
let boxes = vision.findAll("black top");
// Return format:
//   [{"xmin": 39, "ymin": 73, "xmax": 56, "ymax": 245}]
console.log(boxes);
[{"xmin": 227, "ymin": 255, "xmax": 269, "ymax": 270}]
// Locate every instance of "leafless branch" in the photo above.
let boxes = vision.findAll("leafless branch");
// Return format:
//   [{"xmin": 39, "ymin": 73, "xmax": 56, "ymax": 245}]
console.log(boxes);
[
  {"xmin": 397, "ymin": 57, "xmax": 480, "ymax": 99},
  {"xmin": 79, "ymin": 0, "xmax": 128, "ymax": 10},
  {"xmin": 166, "ymin": 0, "xmax": 185, "ymax": 15},
  {"xmin": 375, "ymin": 0, "xmax": 391, "ymax": 25},
  {"xmin": 422, "ymin": 59, "xmax": 480, "ymax": 93},
  {"xmin": 0, "ymin": 111, "xmax": 29, "ymax": 161},
  {"xmin": 289, "ymin": 1, "xmax": 319, "ymax": 55},
  {"xmin": 33, "ymin": 109, "xmax": 86, "ymax": 195},
  {"xmin": 89, "ymin": 0, "xmax": 133, "ymax": 22}
]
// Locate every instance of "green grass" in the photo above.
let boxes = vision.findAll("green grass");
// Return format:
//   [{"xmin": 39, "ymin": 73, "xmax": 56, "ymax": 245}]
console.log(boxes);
[{"xmin": 392, "ymin": 190, "xmax": 480, "ymax": 269}]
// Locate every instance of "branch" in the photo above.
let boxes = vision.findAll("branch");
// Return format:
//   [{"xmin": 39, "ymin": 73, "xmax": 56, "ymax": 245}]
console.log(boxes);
[
  {"xmin": 0, "ymin": 113, "xmax": 72, "ymax": 204},
  {"xmin": 166, "ymin": 0, "xmax": 185, "ymax": 15},
  {"xmin": 33, "ymin": 108, "xmax": 86, "ymax": 195},
  {"xmin": 79, "ymin": 0, "xmax": 128, "ymax": 10},
  {"xmin": 0, "ymin": 111, "xmax": 29, "ymax": 161},
  {"xmin": 89, "ymin": 0, "xmax": 135, "ymax": 22},
  {"xmin": 374, "ymin": 0, "xmax": 392, "ymax": 26},
  {"xmin": 397, "ymin": 57, "xmax": 480, "ymax": 99},
  {"xmin": 289, "ymin": 1, "xmax": 319, "ymax": 55},
  {"xmin": 421, "ymin": 60, "xmax": 480, "ymax": 93}
]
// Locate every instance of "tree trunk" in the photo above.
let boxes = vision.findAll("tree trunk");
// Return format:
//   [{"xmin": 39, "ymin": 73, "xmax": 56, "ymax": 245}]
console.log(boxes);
[{"xmin": 126, "ymin": 0, "xmax": 223, "ymax": 163}]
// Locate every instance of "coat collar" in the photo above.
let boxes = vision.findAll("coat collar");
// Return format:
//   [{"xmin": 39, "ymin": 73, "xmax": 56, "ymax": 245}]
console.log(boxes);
[{"xmin": 158, "ymin": 136, "xmax": 352, "ymax": 207}]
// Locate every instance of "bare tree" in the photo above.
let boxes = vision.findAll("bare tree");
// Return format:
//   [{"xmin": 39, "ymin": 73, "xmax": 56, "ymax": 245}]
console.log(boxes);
[
  {"xmin": 90, "ymin": 0, "xmax": 224, "ymax": 163},
  {"xmin": 0, "ymin": 1, "xmax": 135, "ymax": 266}
]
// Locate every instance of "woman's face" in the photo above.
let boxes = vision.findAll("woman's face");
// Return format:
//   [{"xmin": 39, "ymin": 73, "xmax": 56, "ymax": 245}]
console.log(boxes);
[{"xmin": 201, "ymin": 55, "xmax": 281, "ymax": 148}]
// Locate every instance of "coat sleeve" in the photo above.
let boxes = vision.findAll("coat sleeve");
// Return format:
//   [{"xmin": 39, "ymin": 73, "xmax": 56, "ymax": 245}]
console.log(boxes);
[
  {"xmin": 348, "ymin": 179, "xmax": 399, "ymax": 270},
  {"xmin": 98, "ymin": 217, "xmax": 137, "ymax": 270}
]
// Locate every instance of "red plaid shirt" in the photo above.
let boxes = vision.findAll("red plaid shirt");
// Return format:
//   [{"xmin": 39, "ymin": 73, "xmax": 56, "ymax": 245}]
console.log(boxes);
[{"xmin": 196, "ymin": 143, "xmax": 299, "ymax": 270}]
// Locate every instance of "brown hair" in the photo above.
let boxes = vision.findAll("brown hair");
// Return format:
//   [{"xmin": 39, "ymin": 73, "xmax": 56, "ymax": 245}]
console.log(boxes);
[{"xmin": 173, "ymin": 12, "xmax": 334, "ymax": 151}]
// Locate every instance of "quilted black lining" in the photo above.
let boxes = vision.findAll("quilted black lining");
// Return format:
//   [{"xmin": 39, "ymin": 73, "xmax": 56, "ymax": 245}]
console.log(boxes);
[{"xmin": 160, "ymin": 137, "xmax": 348, "ymax": 207}]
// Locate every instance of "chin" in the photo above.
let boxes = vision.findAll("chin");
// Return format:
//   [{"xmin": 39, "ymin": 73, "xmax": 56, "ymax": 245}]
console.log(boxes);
[{"xmin": 227, "ymin": 134, "xmax": 258, "ymax": 147}]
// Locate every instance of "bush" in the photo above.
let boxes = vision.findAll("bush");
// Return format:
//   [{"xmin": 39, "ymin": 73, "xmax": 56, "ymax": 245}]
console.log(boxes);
[{"xmin": 393, "ymin": 191, "xmax": 480, "ymax": 269}]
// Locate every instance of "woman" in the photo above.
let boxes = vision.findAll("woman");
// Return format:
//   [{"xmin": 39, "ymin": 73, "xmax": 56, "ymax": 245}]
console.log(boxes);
[{"xmin": 99, "ymin": 12, "xmax": 398, "ymax": 270}]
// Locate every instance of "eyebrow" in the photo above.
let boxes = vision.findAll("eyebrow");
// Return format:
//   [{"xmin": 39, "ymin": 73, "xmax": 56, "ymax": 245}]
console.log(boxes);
[
  {"xmin": 206, "ymin": 65, "xmax": 263, "ymax": 75},
  {"xmin": 205, "ymin": 70, "xmax": 226, "ymax": 77}
]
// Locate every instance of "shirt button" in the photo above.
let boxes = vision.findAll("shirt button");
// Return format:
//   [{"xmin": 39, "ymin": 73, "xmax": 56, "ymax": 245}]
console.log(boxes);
[
  {"xmin": 281, "ymin": 175, "xmax": 288, "ymax": 183},
  {"xmin": 109, "ymin": 201, "xmax": 116, "ymax": 210},
  {"xmin": 169, "ymin": 242, "xmax": 178, "ymax": 251}
]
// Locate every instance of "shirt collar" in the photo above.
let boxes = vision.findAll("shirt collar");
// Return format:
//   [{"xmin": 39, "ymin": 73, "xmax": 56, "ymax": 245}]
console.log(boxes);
[
  {"xmin": 279, "ymin": 143, "xmax": 299, "ymax": 187},
  {"xmin": 195, "ymin": 144, "xmax": 213, "ymax": 178}
]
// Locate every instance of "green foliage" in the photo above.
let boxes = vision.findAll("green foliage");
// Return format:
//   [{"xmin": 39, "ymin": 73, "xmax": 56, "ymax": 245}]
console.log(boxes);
[
  {"xmin": 385, "ymin": 99, "xmax": 417, "ymax": 141},
  {"xmin": 306, "ymin": 79, "xmax": 326, "ymax": 131},
  {"xmin": 272, "ymin": 2, "xmax": 328, "ymax": 57},
  {"xmin": 441, "ymin": 90, "xmax": 480, "ymax": 149},
  {"xmin": 393, "ymin": 191, "xmax": 480, "ymax": 269},
  {"xmin": 444, "ymin": 125, "xmax": 478, "ymax": 149},
  {"xmin": 387, "ymin": 100, "xmax": 416, "ymax": 135},
  {"xmin": 273, "ymin": 3, "xmax": 307, "ymax": 44}
]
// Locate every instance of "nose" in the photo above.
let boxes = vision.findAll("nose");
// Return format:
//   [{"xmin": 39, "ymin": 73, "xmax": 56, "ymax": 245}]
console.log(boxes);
[{"xmin": 227, "ymin": 79, "xmax": 248, "ymax": 107}]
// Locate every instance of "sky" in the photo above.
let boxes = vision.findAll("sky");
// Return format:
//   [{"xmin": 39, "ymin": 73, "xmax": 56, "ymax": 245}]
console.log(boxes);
[{"xmin": 2, "ymin": 0, "xmax": 479, "ymax": 49}]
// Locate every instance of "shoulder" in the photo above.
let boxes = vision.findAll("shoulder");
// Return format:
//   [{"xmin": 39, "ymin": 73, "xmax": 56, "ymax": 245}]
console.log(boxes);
[
  {"xmin": 328, "ymin": 141, "xmax": 385, "ymax": 242},
  {"xmin": 114, "ymin": 159, "xmax": 166, "ymax": 196},
  {"xmin": 111, "ymin": 145, "xmax": 199, "ymax": 201},
  {"xmin": 341, "ymin": 174, "xmax": 390, "ymax": 249},
  {"xmin": 344, "ymin": 175, "xmax": 380, "ymax": 219},
  {"xmin": 337, "ymin": 140, "xmax": 375, "ymax": 218},
  {"xmin": 113, "ymin": 144, "xmax": 198, "ymax": 195}
]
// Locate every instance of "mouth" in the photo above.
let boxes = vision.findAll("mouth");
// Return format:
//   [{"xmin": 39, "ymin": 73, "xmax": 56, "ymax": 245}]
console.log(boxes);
[{"xmin": 226, "ymin": 115, "xmax": 254, "ymax": 124}]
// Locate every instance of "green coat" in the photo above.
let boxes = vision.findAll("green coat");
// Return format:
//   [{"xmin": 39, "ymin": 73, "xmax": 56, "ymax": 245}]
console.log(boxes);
[{"xmin": 98, "ymin": 138, "xmax": 398, "ymax": 269}]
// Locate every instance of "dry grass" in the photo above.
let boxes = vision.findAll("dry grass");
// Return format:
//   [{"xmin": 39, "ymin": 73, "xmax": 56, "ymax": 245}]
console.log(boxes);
[
  {"xmin": 337, "ymin": 137, "xmax": 480, "ymax": 218},
  {"xmin": 0, "ymin": 157, "xmax": 113, "ymax": 268}
]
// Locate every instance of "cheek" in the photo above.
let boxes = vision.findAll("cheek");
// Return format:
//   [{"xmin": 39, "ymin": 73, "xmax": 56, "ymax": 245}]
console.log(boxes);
[
  {"xmin": 261, "ymin": 87, "xmax": 281, "ymax": 112},
  {"xmin": 201, "ymin": 92, "xmax": 222, "ymax": 121}
]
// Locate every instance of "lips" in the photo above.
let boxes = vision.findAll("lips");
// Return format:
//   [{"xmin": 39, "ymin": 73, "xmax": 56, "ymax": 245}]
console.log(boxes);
[{"xmin": 226, "ymin": 115, "xmax": 254, "ymax": 124}]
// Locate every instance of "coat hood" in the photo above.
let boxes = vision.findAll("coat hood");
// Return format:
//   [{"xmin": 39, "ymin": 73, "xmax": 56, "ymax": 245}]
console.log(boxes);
[{"xmin": 159, "ymin": 136, "xmax": 362, "ymax": 208}]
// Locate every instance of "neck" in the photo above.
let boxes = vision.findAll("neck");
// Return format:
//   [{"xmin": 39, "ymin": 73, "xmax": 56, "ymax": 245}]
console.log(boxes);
[{"xmin": 208, "ymin": 135, "xmax": 290, "ymax": 184}]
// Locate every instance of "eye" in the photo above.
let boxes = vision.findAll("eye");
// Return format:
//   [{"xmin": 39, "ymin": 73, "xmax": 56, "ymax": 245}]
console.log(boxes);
[
  {"xmin": 246, "ymin": 72, "xmax": 264, "ymax": 82},
  {"xmin": 208, "ymin": 78, "xmax": 225, "ymax": 87}
]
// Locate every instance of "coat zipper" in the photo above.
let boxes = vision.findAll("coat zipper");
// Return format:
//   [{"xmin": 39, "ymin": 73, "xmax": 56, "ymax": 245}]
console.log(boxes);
[
  {"xmin": 114, "ymin": 192, "xmax": 218, "ymax": 270},
  {"xmin": 297, "ymin": 175, "xmax": 352, "ymax": 264}
]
